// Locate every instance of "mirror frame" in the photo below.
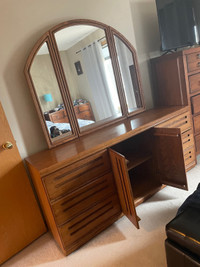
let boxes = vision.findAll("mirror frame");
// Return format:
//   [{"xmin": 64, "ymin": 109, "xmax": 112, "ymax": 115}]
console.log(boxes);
[{"xmin": 24, "ymin": 19, "xmax": 145, "ymax": 148}]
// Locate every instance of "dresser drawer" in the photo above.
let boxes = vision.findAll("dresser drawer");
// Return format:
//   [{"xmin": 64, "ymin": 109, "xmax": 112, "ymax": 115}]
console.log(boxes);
[
  {"xmin": 43, "ymin": 150, "xmax": 111, "ymax": 200},
  {"xmin": 184, "ymin": 146, "xmax": 195, "ymax": 168},
  {"xmin": 187, "ymin": 52, "xmax": 200, "ymax": 72},
  {"xmin": 51, "ymin": 172, "xmax": 117, "ymax": 226},
  {"xmin": 182, "ymin": 128, "xmax": 194, "ymax": 151},
  {"xmin": 156, "ymin": 112, "xmax": 191, "ymax": 133},
  {"xmin": 193, "ymin": 114, "xmax": 200, "ymax": 133},
  {"xmin": 191, "ymin": 94, "xmax": 200, "ymax": 114},
  {"xmin": 58, "ymin": 193, "xmax": 120, "ymax": 252},
  {"xmin": 188, "ymin": 73, "xmax": 200, "ymax": 94}
]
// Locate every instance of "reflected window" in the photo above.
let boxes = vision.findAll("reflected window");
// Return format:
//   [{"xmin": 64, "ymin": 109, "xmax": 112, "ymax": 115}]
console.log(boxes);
[{"xmin": 54, "ymin": 26, "xmax": 122, "ymax": 130}]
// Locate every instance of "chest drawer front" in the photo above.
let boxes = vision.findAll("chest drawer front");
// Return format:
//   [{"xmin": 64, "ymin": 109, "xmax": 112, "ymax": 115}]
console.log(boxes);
[
  {"xmin": 58, "ymin": 193, "xmax": 120, "ymax": 252},
  {"xmin": 184, "ymin": 146, "xmax": 195, "ymax": 168},
  {"xmin": 189, "ymin": 74, "xmax": 200, "ymax": 94},
  {"xmin": 187, "ymin": 52, "xmax": 200, "ymax": 72},
  {"xmin": 51, "ymin": 172, "xmax": 118, "ymax": 226},
  {"xmin": 156, "ymin": 112, "xmax": 191, "ymax": 133},
  {"xmin": 182, "ymin": 128, "xmax": 194, "ymax": 151},
  {"xmin": 187, "ymin": 61, "xmax": 200, "ymax": 73},
  {"xmin": 187, "ymin": 52, "xmax": 200, "ymax": 63},
  {"xmin": 43, "ymin": 150, "xmax": 111, "ymax": 200},
  {"xmin": 193, "ymin": 114, "xmax": 200, "ymax": 134},
  {"xmin": 191, "ymin": 94, "xmax": 200, "ymax": 114}
]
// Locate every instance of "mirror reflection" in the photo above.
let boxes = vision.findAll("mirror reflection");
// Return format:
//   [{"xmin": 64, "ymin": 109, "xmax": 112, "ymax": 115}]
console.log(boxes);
[
  {"xmin": 30, "ymin": 42, "xmax": 72, "ymax": 140},
  {"xmin": 54, "ymin": 25, "xmax": 122, "ymax": 130},
  {"xmin": 114, "ymin": 35, "xmax": 142, "ymax": 112},
  {"xmin": 26, "ymin": 20, "xmax": 145, "ymax": 147}
]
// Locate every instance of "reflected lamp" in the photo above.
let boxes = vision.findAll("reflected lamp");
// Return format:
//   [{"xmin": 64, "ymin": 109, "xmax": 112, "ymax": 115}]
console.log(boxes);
[{"xmin": 43, "ymin": 93, "xmax": 53, "ymax": 102}]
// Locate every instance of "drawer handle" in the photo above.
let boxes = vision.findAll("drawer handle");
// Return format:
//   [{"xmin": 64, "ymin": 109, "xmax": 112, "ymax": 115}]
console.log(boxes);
[
  {"xmin": 185, "ymin": 116, "xmax": 187, "ymax": 118},
  {"xmin": 197, "ymin": 62, "xmax": 200, "ymax": 67},
  {"xmin": 185, "ymin": 121, "xmax": 188, "ymax": 123},
  {"xmin": 188, "ymin": 139, "xmax": 190, "ymax": 141}
]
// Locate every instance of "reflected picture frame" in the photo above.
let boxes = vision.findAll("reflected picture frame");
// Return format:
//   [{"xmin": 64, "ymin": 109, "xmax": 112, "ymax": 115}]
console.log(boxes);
[{"xmin": 74, "ymin": 61, "xmax": 83, "ymax": 75}]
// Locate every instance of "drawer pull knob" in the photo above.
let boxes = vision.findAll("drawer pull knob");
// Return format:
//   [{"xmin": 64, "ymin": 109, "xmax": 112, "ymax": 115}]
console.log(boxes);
[
  {"xmin": 185, "ymin": 121, "xmax": 188, "ymax": 123},
  {"xmin": 190, "ymin": 156, "xmax": 192, "ymax": 158},
  {"xmin": 185, "ymin": 116, "xmax": 187, "ymax": 118},
  {"xmin": 188, "ymin": 139, "xmax": 190, "ymax": 141}
]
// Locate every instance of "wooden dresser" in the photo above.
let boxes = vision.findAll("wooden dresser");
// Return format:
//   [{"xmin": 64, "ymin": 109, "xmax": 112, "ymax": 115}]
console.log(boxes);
[
  {"xmin": 25, "ymin": 106, "xmax": 196, "ymax": 255},
  {"xmin": 151, "ymin": 47, "xmax": 200, "ymax": 155},
  {"xmin": 45, "ymin": 102, "xmax": 95, "ymax": 124}
]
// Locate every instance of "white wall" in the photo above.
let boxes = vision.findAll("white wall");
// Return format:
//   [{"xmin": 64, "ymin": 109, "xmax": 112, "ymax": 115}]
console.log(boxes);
[
  {"xmin": 130, "ymin": 0, "xmax": 162, "ymax": 108},
  {"xmin": 0, "ymin": 0, "xmax": 161, "ymax": 158}
]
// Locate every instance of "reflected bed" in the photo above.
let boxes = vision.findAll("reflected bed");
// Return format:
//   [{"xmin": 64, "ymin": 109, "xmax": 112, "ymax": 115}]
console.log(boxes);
[{"xmin": 46, "ymin": 119, "xmax": 95, "ymax": 137}]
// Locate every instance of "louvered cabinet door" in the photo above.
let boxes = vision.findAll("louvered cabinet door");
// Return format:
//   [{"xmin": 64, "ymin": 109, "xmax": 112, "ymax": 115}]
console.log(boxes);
[
  {"xmin": 109, "ymin": 148, "xmax": 140, "ymax": 229},
  {"xmin": 42, "ymin": 150, "xmax": 121, "ymax": 255}
]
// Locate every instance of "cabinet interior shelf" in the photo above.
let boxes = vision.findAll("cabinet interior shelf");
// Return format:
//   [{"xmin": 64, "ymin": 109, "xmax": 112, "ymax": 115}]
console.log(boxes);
[{"xmin": 125, "ymin": 153, "xmax": 152, "ymax": 171}]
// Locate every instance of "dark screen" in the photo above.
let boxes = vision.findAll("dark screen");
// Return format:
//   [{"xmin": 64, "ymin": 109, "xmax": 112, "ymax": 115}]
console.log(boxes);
[{"xmin": 156, "ymin": 0, "xmax": 200, "ymax": 51}]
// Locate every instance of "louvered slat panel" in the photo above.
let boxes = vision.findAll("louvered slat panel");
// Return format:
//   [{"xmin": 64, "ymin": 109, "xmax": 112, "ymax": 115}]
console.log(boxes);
[
  {"xmin": 43, "ymin": 150, "xmax": 111, "ymax": 200},
  {"xmin": 58, "ymin": 194, "xmax": 120, "ymax": 250},
  {"xmin": 51, "ymin": 172, "xmax": 117, "ymax": 226}
]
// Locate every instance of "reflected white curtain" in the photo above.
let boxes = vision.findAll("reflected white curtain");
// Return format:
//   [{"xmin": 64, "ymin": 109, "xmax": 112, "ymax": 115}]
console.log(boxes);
[
  {"xmin": 114, "ymin": 37, "xmax": 136, "ymax": 110},
  {"xmin": 82, "ymin": 41, "xmax": 116, "ymax": 120}
]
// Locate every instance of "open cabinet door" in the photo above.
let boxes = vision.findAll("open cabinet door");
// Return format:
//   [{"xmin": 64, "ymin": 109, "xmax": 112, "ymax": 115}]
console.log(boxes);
[
  {"xmin": 153, "ymin": 127, "xmax": 188, "ymax": 190},
  {"xmin": 109, "ymin": 148, "xmax": 139, "ymax": 228}
]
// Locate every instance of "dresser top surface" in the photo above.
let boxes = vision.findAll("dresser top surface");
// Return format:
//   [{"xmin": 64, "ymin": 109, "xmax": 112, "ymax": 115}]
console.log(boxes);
[{"xmin": 25, "ymin": 106, "xmax": 188, "ymax": 175}]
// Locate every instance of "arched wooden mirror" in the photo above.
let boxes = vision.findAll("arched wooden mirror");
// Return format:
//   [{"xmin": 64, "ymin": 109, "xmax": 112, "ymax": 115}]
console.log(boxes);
[{"xmin": 25, "ymin": 19, "xmax": 145, "ymax": 148}]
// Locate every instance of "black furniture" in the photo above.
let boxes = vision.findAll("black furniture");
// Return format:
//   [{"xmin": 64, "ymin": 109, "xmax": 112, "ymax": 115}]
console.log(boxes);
[{"xmin": 165, "ymin": 185, "xmax": 200, "ymax": 266}]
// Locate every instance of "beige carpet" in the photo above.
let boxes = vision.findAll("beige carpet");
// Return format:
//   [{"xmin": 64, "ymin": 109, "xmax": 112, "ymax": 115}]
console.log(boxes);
[{"xmin": 3, "ymin": 158, "xmax": 200, "ymax": 267}]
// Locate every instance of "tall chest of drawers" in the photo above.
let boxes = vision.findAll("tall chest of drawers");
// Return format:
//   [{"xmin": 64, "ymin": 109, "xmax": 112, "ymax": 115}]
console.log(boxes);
[{"xmin": 151, "ymin": 47, "xmax": 200, "ymax": 155}]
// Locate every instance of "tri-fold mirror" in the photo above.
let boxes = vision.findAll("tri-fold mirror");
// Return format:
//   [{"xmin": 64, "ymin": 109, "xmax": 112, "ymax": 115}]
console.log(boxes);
[{"xmin": 25, "ymin": 19, "xmax": 145, "ymax": 148}]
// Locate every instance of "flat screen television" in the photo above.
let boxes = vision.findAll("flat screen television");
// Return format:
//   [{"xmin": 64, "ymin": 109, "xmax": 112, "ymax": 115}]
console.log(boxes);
[{"xmin": 156, "ymin": 0, "xmax": 200, "ymax": 51}]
